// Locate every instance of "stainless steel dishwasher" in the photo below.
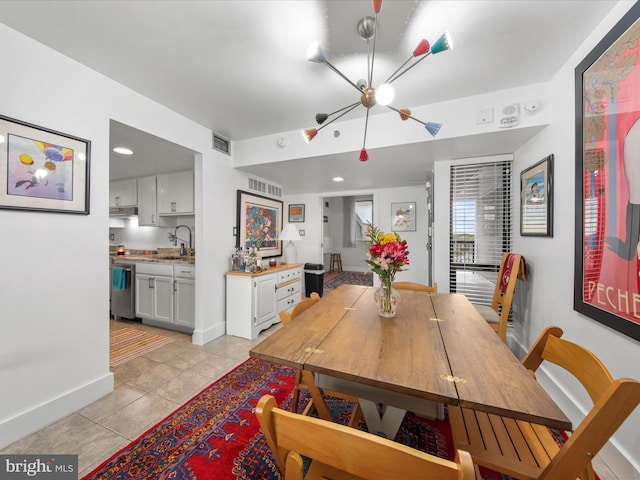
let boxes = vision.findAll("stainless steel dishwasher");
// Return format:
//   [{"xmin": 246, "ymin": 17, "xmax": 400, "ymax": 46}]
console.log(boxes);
[{"xmin": 110, "ymin": 263, "xmax": 137, "ymax": 319}]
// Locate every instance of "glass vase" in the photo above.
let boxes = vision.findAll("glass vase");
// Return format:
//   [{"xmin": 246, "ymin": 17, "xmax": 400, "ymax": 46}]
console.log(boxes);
[{"xmin": 374, "ymin": 276, "xmax": 400, "ymax": 318}]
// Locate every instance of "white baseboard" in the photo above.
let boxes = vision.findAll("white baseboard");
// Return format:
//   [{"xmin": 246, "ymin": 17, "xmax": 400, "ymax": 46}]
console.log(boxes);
[
  {"xmin": 0, "ymin": 372, "xmax": 114, "ymax": 449},
  {"xmin": 192, "ymin": 321, "xmax": 225, "ymax": 345}
]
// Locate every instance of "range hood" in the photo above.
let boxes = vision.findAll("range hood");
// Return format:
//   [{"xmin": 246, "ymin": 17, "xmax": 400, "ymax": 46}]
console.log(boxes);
[{"xmin": 109, "ymin": 206, "xmax": 138, "ymax": 217}]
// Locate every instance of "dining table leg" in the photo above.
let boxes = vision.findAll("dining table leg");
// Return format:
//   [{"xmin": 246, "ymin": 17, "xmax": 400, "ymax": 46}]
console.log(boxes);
[{"xmin": 357, "ymin": 399, "xmax": 407, "ymax": 439}]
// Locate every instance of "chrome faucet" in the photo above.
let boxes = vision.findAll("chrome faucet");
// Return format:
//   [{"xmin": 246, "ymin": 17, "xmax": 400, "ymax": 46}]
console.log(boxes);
[{"xmin": 173, "ymin": 225, "xmax": 192, "ymax": 249}]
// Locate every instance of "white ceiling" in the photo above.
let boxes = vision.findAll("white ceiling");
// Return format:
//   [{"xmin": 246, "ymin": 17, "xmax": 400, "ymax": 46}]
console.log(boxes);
[{"xmin": 0, "ymin": 0, "xmax": 621, "ymax": 192}]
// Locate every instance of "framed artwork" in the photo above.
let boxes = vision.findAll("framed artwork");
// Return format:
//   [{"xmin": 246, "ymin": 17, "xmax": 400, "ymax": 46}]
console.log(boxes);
[
  {"xmin": 391, "ymin": 202, "xmax": 416, "ymax": 232},
  {"xmin": 574, "ymin": 2, "xmax": 640, "ymax": 342},
  {"xmin": 288, "ymin": 203, "xmax": 305, "ymax": 222},
  {"xmin": 236, "ymin": 190, "xmax": 283, "ymax": 258},
  {"xmin": 520, "ymin": 154, "xmax": 554, "ymax": 237},
  {"xmin": 0, "ymin": 115, "xmax": 90, "ymax": 214}
]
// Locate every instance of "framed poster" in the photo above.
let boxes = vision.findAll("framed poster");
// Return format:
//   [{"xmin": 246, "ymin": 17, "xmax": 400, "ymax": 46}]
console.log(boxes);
[
  {"xmin": 0, "ymin": 115, "xmax": 90, "ymax": 214},
  {"xmin": 236, "ymin": 190, "xmax": 283, "ymax": 258},
  {"xmin": 288, "ymin": 203, "xmax": 305, "ymax": 222},
  {"xmin": 391, "ymin": 202, "xmax": 416, "ymax": 232},
  {"xmin": 574, "ymin": 2, "xmax": 640, "ymax": 341},
  {"xmin": 520, "ymin": 155, "xmax": 553, "ymax": 237}
]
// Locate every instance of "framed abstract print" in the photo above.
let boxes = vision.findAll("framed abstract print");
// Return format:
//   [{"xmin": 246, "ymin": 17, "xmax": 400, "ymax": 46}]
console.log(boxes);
[
  {"xmin": 236, "ymin": 190, "xmax": 283, "ymax": 258},
  {"xmin": 288, "ymin": 204, "xmax": 305, "ymax": 222},
  {"xmin": 520, "ymin": 155, "xmax": 553, "ymax": 237},
  {"xmin": 0, "ymin": 115, "xmax": 90, "ymax": 214},
  {"xmin": 574, "ymin": 2, "xmax": 640, "ymax": 341}
]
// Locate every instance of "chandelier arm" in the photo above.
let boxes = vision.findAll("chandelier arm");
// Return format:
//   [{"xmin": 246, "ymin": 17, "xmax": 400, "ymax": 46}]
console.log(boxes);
[
  {"xmin": 362, "ymin": 108, "xmax": 371, "ymax": 148},
  {"xmin": 317, "ymin": 103, "xmax": 362, "ymax": 133},
  {"xmin": 327, "ymin": 101, "xmax": 361, "ymax": 117},
  {"xmin": 368, "ymin": 12, "xmax": 380, "ymax": 88},
  {"xmin": 383, "ymin": 56, "xmax": 414, "ymax": 84},
  {"xmin": 387, "ymin": 52, "xmax": 432, "ymax": 84},
  {"xmin": 323, "ymin": 60, "xmax": 364, "ymax": 94}
]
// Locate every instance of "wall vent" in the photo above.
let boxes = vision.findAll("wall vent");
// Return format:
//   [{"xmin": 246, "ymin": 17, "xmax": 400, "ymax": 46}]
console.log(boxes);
[
  {"xmin": 248, "ymin": 177, "xmax": 282, "ymax": 197},
  {"xmin": 212, "ymin": 132, "xmax": 230, "ymax": 155}
]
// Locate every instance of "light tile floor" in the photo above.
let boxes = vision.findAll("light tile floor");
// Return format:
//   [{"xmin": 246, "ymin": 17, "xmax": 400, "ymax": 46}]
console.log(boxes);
[{"xmin": 2, "ymin": 315, "xmax": 620, "ymax": 479}]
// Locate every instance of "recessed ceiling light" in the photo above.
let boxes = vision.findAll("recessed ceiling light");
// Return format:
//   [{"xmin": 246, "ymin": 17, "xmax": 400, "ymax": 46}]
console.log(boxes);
[
  {"xmin": 333, "ymin": 177, "xmax": 344, "ymax": 182},
  {"xmin": 113, "ymin": 147, "xmax": 133, "ymax": 155}
]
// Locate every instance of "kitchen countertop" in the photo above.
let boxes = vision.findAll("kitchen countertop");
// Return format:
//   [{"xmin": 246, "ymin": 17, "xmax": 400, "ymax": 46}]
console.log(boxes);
[{"xmin": 111, "ymin": 254, "xmax": 195, "ymax": 265}]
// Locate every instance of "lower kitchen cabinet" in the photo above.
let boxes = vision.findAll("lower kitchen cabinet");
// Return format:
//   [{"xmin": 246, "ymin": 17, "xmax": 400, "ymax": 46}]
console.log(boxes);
[
  {"xmin": 135, "ymin": 263, "xmax": 195, "ymax": 333},
  {"xmin": 226, "ymin": 263, "xmax": 302, "ymax": 339}
]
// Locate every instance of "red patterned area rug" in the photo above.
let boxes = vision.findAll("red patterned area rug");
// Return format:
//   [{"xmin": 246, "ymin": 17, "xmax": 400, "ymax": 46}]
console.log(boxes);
[
  {"xmin": 324, "ymin": 271, "xmax": 373, "ymax": 291},
  {"xmin": 82, "ymin": 357, "xmax": 576, "ymax": 480}
]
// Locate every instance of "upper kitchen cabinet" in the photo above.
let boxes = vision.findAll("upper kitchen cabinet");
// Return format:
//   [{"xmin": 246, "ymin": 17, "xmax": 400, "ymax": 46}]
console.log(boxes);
[
  {"xmin": 137, "ymin": 175, "xmax": 158, "ymax": 226},
  {"xmin": 109, "ymin": 178, "xmax": 137, "ymax": 208},
  {"xmin": 157, "ymin": 170, "xmax": 194, "ymax": 215}
]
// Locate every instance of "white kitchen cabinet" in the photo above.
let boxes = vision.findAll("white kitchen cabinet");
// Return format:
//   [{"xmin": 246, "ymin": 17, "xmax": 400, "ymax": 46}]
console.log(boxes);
[
  {"xmin": 174, "ymin": 265, "xmax": 196, "ymax": 330},
  {"xmin": 157, "ymin": 170, "xmax": 194, "ymax": 215},
  {"xmin": 226, "ymin": 264, "xmax": 302, "ymax": 339},
  {"xmin": 109, "ymin": 178, "xmax": 137, "ymax": 207},
  {"xmin": 137, "ymin": 175, "xmax": 158, "ymax": 226},
  {"xmin": 135, "ymin": 263, "xmax": 195, "ymax": 333},
  {"xmin": 135, "ymin": 263, "xmax": 174, "ymax": 324},
  {"xmin": 137, "ymin": 175, "xmax": 175, "ymax": 227}
]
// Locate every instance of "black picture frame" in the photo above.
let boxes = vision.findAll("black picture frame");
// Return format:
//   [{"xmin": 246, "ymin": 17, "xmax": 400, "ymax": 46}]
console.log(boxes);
[
  {"xmin": 288, "ymin": 203, "xmax": 305, "ymax": 222},
  {"xmin": 0, "ymin": 115, "xmax": 90, "ymax": 214},
  {"xmin": 236, "ymin": 190, "xmax": 283, "ymax": 258},
  {"xmin": 573, "ymin": 2, "xmax": 640, "ymax": 342},
  {"xmin": 520, "ymin": 155, "xmax": 553, "ymax": 237}
]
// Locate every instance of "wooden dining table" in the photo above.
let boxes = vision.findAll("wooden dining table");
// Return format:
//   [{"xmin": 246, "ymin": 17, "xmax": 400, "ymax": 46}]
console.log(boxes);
[{"xmin": 249, "ymin": 284, "xmax": 571, "ymax": 438}]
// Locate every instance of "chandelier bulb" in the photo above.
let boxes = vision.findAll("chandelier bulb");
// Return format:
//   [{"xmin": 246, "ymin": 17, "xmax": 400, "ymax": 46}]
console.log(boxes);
[
  {"xmin": 425, "ymin": 122, "xmax": 442, "ymax": 137},
  {"xmin": 399, "ymin": 109, "xmax": 411, "ymax": 121},
  {"xmin": 376, "ymin": 83, "xmax": 395, "ymax": 106},
  {"xmin": 316, "ymin": 113, "xmax": 328, "ymax": 125},
  {"xmin": 306, "ymin": 40, "xmax": 326, "ymax": 63},
  {"xmin": 302, "ymin": 128, "xmax": 318, "ymax": 143},
  {"xmin": 413, "ymin": 39, "xmax": 430, "ymax": 57},
  {"xmin": 359, "ymin": 148, "xmax": 369, "ymax": 162}
]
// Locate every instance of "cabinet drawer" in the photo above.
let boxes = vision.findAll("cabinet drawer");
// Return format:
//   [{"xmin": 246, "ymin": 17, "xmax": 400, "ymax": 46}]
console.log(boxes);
[
  {"xmin": 136, "ymin": 263, "xmax": 173, "ymax": 276},
  {"xmin": 277, "ymin": 267, "xmax": 301, "ymax": 284},
  {"xmin": 173, "ymin": 265, "xmax": 195, "ymax": 279},
  {"xmin": 277, "ymin": 279, "xmax": 301, "ymax": 301},
  {"xmin": 277, "ymin": 292, "xmax": 300, "ymax": 313}
]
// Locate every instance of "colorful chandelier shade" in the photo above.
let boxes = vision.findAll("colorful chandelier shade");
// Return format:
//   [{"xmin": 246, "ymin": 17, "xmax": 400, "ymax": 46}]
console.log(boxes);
[{"xmin": 302, "ymin": 0, "xmax": 452, "ymax": 161}]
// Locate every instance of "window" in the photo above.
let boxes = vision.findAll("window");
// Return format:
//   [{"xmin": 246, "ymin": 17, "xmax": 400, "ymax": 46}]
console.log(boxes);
[
  {"xmin": 355, "ymin": 199, "xmax": 373, "ymax": 241},
  {"xmin": 449, "ymin": 160, "xmax": 512, "ymax": 305}
]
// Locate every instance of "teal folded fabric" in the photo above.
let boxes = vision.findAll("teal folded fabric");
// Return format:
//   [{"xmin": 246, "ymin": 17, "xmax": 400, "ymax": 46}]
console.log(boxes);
[{"xmin": 112, "ymin": 267, "xmax": 126, "ymax": 290}]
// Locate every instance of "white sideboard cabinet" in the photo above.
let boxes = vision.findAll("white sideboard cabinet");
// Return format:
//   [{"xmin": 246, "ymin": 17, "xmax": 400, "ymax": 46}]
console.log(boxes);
[{"xmin": 226, "ymin": 264, "xmax": 302, "ymax": 339}]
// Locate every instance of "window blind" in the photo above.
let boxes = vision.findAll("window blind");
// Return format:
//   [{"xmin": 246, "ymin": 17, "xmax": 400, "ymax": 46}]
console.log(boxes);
[{"xmin": 449, "ymin": 160, "xmax": 512, "ymax": 306}]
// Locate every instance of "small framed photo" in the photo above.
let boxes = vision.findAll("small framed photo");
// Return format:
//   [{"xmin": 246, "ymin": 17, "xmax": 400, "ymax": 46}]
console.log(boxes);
[
  {"xmin": 520, "ymin": 154, "xmax": 553, "ymax": 237},
  {"xmin": 0, "ymin": 115, "xmax": 91, "ymax": 214},
  {"xmin": 391, "ymin": 202, "xmax": 416, "ymax": 232},
  {"xmin": 288, "ymin": 203, "xmax": 305, "ymax": 222}
]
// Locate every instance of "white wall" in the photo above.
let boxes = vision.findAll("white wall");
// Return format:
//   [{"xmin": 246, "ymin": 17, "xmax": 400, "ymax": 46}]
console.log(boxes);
[
  {"xmin": 512, "ymin": 2, "xmax": 639, "ymax": 476},
  {"xmin": 0, "ymin": 24, "xmax": 246, "ymax": 448}
]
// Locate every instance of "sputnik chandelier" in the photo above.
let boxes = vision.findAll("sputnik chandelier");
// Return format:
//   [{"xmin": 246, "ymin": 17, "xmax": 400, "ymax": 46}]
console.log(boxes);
[{"xmin": 302, "ymin": 0, "xmax": 452, "ymax": 162}]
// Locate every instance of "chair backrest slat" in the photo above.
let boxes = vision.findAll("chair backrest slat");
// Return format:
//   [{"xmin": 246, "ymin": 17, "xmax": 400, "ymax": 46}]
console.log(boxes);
[{"xmin": 256, "ymin": 394, "xmax": 475, "ymax": 480}]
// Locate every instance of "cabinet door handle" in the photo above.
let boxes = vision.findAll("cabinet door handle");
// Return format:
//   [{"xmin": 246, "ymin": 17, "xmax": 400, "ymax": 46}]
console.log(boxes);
[
  {"xmin": 149, "ymin": 277, "xmax": 154, "ymax": 289},
  {"xmin": 174, "ymin": 280, "xmax": 177, "ymax": 292},
  {"xmin": 152, "ymin": 214, "xmax": 155, "ymax": 224}
]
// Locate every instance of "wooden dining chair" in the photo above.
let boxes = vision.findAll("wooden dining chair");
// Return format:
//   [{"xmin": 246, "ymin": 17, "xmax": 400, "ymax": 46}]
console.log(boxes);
[
  {"xmin": 256, "ymin": 394, "xmax": 476, "ymax": 480},
  {"xmin": 449, "ymin": 326, "xmax": 640, "ymax": 480},
  {"xmin": 472, "ymin": 252, "xmax": 525, "ymax": 342},
  {"xmin": 392, "ymin": 281, "xmax": 438, "ymax": 293},
  {"xmin": 278, "ymin": 292, "xmax": 361, "ymax": 425}
]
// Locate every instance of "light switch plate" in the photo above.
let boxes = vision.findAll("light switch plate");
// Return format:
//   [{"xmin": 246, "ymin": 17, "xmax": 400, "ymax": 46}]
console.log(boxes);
[{"xmin": 476, "ymin": 107, "xmax": 494, "ymax": 124}]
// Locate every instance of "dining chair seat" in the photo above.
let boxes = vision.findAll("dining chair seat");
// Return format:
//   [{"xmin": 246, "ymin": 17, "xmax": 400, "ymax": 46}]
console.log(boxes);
[
  {"xmin": 449, "ymin": 326, "xmax": 640, "ymax": 479},
  {"xmin": 473, "ymin": 303, "xmax": 499, "ymax": 324}
]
